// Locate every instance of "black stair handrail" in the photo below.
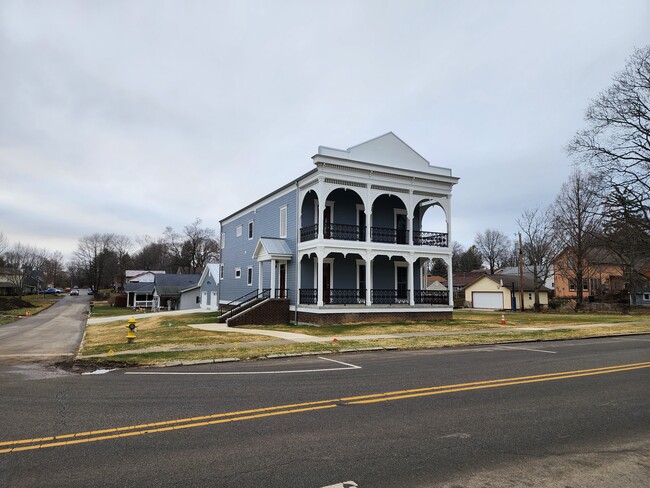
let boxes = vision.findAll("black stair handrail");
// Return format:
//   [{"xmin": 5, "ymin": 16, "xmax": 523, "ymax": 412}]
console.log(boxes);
[{"xmin": 221, "ymin": 289, "xmax": 271, "ymax": 320}]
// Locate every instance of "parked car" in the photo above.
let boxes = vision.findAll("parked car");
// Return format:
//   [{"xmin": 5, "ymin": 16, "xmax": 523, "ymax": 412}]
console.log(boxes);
[
  {"xmin": 87, "ymin": 289, "xmax": 94, "ymax": 295},
  {"xmin": 40, "ymin": 288, "xmax": 58, "ymax": 294},
  {"xmin": 70, "ymin": 289, "xmax": 79, "ymax": 296}
]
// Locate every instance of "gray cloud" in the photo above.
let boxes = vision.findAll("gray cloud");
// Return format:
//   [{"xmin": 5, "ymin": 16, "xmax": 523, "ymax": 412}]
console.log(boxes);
[{"xmin": 1, "ymin": 0, "xmax": 649, "ymax": 258}]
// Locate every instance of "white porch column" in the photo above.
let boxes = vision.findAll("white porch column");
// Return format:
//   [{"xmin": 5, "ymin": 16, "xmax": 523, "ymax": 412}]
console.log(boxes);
[
  {"xmin": 270, "ymin": 259, "xmax": 276, "ymax": 298},
  {"xmin": 365, "ymin": 255, "xmax": 372, "ymax": 306},
  {"xmin": 408, "ymin": 257, "xmax": 415, "ymax": 306},
  {"xmin": 408, "ymin": 209, "xmax": 414, "ymax": 246},
  {"xmin": 258, "ymin": 262, "xmax": 264, "ymax": 295},
  {"xmin": 445, "ymin": 256, "xmax": 454, "ymax": 306},
  {"xmin": 317, "ymin": 252, "xmax": 324, "ymax": 307},
  {"xmin": 317, "ymin": 179, "xmax": 325, "ymax": 240}
]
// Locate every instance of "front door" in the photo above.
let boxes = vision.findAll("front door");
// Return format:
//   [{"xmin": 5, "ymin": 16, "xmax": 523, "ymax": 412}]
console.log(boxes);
[
  {"xmin": 324, "ymin": 206, "xmax": 332, "ymax": 239},
  {"xmin": 279, "ymin": 263, "xmax": 286, "ymax": 298},
  {"xmin": 396, "ymin": 212, "xmax": 408, "ymax": 244},
  {"xmin": 323, "ymin": 262, "xmax": 331, "ymax": 303},
  {"xmin": 396, "ymin": 266, "xmax": 408, "ymax": 303}
]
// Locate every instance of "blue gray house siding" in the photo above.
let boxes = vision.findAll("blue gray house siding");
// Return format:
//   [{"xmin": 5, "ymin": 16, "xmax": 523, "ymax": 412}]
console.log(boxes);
[{"xmin": 220, "ymin": 188, "xmax": 297, "ymax": 305}]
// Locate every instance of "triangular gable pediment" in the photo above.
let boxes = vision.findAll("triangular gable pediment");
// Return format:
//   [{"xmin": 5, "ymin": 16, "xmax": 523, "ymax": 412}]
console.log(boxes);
[{"xmin": 317, "ymin": 132, "xmax": 451, "ymax": 175}]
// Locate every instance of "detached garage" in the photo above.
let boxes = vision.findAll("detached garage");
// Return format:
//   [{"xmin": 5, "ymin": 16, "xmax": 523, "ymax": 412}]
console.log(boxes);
[{"xmin": 464, "ymin": 274, "xmax": 550, "ymax": 310}]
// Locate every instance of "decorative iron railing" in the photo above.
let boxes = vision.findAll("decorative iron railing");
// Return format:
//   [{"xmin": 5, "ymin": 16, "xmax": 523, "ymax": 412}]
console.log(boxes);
[
  {"xmin": 329, "ymin": 289, "xmax": 366, "ymax": 304},
  {"xmin": 324, "ymin": 223, "xmax": 365, "ymax": 241},
  {"xmin": 300, "ymin": 224, "xmax": 318, "ymax": 242},
  {"xmin": 370, "ymin": 227, "xmax": 409, "ymax": 244},
  {"xmin": 414, "ymin": 290, "xmax": 449, "ymax": 305},
  {"xmin": 371, "ymin": 289, "xmax": 409, "ymax": 304},
  {"xmin": 299, "ymin": 288, "xmax": 317, "ymax": 305},
  {"xmin": 413, "ymin": 231, "xmax": 448, "ymax": 247}
]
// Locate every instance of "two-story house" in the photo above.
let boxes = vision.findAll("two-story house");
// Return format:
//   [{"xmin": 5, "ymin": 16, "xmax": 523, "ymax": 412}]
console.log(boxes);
[{"xmin": 219, "ymin": 133, "xmax": 459, "ymax": 325}]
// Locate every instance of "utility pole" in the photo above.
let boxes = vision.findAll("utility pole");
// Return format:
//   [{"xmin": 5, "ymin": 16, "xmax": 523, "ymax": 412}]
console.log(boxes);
[{"xmin": 518, "ymin": 232, "xmax": 524, "ymax": 312}]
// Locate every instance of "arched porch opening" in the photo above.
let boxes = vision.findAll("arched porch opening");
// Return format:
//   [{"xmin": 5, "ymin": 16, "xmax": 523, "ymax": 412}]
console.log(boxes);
[
  {"xmin": 414, "ymin": 199, "xmax": 448, "ymax": 247},
  {"xmin": 322, "ymin": 188, "xmax": 365, "ymax": 241},
  {"xmin": 371, "ymin": 194, "xmax": 408, "ymax": 244}
]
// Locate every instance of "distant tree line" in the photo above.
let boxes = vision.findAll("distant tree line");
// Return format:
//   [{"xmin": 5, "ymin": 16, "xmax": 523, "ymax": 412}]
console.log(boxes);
[{"xmin": 0, "ymin": 219, "xmax": 220, "ymax": 295}]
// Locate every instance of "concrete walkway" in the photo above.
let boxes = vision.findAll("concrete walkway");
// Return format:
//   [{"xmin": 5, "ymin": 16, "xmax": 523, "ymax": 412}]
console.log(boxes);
[{"xmin": 87, "ymin": 308, "xmax": 216, "ymax": 324}]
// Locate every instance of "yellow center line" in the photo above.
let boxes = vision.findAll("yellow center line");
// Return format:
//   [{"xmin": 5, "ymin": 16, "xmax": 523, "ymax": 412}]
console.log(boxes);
[{"xmin": 1, "ymin": 361, "xmax": 648, "ymax": 454}]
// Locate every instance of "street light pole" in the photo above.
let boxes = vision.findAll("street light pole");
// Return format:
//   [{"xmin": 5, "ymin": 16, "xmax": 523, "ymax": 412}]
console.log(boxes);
[{"xmin": 518, "ymin": 232, "xmax": 525, "ymax": 312}]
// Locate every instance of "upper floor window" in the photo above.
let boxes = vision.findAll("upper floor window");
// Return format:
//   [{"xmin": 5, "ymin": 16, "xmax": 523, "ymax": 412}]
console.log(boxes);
[
  {"xmin": 248, "ymin": 221, "xmax": 254, "ymax": 240},
  {"xmin": 220, "ymin": 264, "xmax": 224, "ymax": 280},
  {"xmin": 235, "ymin": 267, "xmax": 241, "ymax": 279},
  {"xmin": 236, "ymin": 225, "xmax": 242, "ymax": 237},
  {"xmin": 280, "ymin": 206, "xmax": 287, "ymax": 238}
]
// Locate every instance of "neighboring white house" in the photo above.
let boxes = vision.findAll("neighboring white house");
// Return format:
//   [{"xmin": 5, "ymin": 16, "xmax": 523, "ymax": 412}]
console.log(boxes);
[
  {"xmin": 179, "ymin": 263, "xmax": 220, "ymax": 311},
  {"xmin": 125, "ymin": 270, "xmax": 166, "ymax": 283}
]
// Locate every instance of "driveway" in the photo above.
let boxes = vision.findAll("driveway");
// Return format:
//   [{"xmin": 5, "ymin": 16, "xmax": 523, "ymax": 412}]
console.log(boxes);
[{"xmin": 0, "ymin": 294, "xmax": 90, "ymax": 364}]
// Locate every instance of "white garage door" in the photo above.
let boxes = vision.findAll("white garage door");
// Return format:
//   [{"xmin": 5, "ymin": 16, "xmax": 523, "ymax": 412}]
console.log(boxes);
[{"xmin": 472, "ymin": 292, "xmax": 503, "ymax": 309}]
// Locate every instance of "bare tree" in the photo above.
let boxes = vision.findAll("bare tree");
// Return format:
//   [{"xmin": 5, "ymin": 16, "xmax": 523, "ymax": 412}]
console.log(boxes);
[
  {"xmin": 42, "ymin": 251, "xmax": 65, "ymax": 288},
  {"xmin": 112, "ymin": 235, "xmax": 133, "ymax": 291},
  {"xmin": 552, "ymin": 169, "xmax": 602, "ymax": 306},
  {"xmin": 3, "ymin": 243, "xmax": 47, "ymax": 297},
  {"xmin": 0, "ymin": 232, "xmax": 7, "ymax": 258},
  {"xmin": 567, "ymin": 45, "xmax": 650, "ymax": 233},
  {"xmin": 474, "ymin": 229, "xmax": 511, "ymax": 275},
  {"xmin": 74, "ymin": 233, "xmax": 116, "ymax": 293},
  {"xmin": 518, "ymin": 207, "xmax": 559, "ymax": 311},
  {"xmin": 164, "ymin": 218, "xmax": 220, "ymax": 273}
]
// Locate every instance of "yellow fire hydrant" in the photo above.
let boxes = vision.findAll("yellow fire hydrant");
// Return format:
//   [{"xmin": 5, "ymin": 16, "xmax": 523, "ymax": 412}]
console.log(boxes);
[{"xmin": 126, "ymin": 317, "xmax": 137, "ymax": 343}]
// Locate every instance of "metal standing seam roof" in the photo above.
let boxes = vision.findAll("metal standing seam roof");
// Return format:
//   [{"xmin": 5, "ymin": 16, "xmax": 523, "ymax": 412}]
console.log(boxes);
[{"xmin": 254, "ymin": 238, "xmax": 293, "ymax": 258}]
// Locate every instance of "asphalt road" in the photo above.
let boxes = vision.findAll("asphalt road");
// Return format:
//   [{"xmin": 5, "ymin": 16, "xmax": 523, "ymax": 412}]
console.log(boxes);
[
  {"xmin": 0, "ymin": 294, "xmax": 89, "ymax": 364},
  {"xmin": 0, "ymin": 335, "xmax": 648, "ymax": 487}
]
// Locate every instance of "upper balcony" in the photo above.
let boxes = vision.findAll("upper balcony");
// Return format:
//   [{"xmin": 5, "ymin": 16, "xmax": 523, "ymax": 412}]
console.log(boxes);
[{"xmin": 300, "ymin": 187, "xmax": 449, "ymax": 248}]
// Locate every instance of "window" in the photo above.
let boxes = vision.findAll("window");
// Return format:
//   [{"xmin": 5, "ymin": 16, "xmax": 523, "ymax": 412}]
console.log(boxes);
[
  {"xmin": 235, "ymin": 267, "xmax": 241, "ymax": 279},
  {"xmin": 583, "ymin": 280, "xmax": 588, "ymax": 291},
  {"xmin": 569, "ymin": 280, "xmax": 576, "ymax": 291},
  {"xmin": 644, "ymin": 293, "xmax": 650, "ymax": 300},
  {"xmin": 236, "ymin": 225, "xmax": 242, "ymax": 237},
  {"xmin": 247, "ymin": 266, "xmax": 253, "ymax": 286},
  {"xmin": 196, "ymin": 296, "xmax": 200, "ymax": 304},
  {"xmin": 220, "ymin": 264, "xmax": 224, "ymax": 280},
  {"xmin": 280, "ymin": 206, "xmax": 287, "ymax": 238},
  {"xmin": 248, "ymin": 221, "xmax": 254, "ymax": 240}
]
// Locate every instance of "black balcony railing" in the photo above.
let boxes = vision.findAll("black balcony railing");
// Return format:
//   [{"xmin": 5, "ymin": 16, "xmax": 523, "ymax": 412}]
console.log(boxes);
[
  {"xmin": 415, "ymin": 290, "xmax": 449, "ymax": 305},
  {"xmin": 370, "ymin": 227, "xmax": 409, "ymax": 244},
  {"xmin": 329, "ymin": 288, "xmax": 366, "ymax": 304},
  {"xmin": 371, "ymin": 289, "xmax": 409, "ymax": 304},
  {"xmin": 300, "ymin": 224, "xmax": 318, "ymax": 242},
  {"xmin": 300, "ymin": 224, "xmax": 446, "ymax": 246},
  {"xmin": 413, "ymin": 231, "xmax": 448, "ymax": 247},
  {"xmin": 299, "ymin": 288, "xmax": 317, "ymax": 305},
  {"xmin": 324, "ymin": 223, "xmax": 365, "ymax": 241}
]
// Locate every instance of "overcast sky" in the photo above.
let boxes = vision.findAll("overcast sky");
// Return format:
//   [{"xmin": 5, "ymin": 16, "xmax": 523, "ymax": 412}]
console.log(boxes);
[{"xmin": 1, "ymin": 0, "xmax": 649, "ymax": 260}]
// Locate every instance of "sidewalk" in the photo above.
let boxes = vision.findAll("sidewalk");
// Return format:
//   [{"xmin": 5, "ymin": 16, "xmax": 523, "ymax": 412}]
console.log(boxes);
[
  {"xmin": 77, "ymin": 321, "xmax": 648, "ymax": 359},
  {"xmin": 86, "ymin": 308, "xmax": 216, "ymax": 324}
]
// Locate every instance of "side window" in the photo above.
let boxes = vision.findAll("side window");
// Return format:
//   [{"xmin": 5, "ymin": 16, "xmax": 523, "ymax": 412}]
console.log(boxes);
[
  {"xmin": 248, "ymin": 221, "xmax": 254, "ymax": 240},
  {"xmin": 235, "ymin": 267, "xmax": 241, "ymax": 279},
  {"xmin": 220, "ymin": 264, "xmax": 224, "ymax": 280},
  {"xmin": 247, "ymin": 266, "xmax": 253, "ymax": 286},
  {"xmin": 236, "ymin": 225, "xmax": 242, "ymax": 237}
]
